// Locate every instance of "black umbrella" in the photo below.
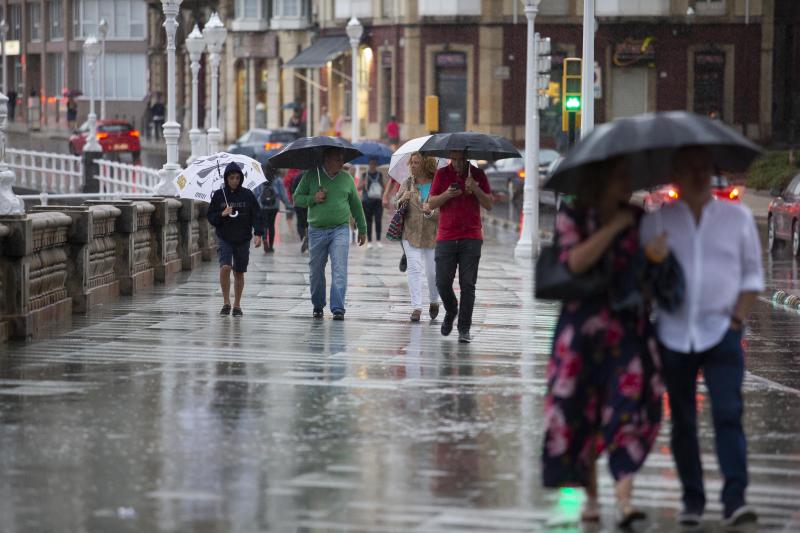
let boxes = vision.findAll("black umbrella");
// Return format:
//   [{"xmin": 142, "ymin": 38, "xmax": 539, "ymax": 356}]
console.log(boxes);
[
  {"xmin": 267, "ymin": 136, "xmax": 363, "ymax": 170},
  {"xmin": 543, "ymin": 111, "xmax": 763, "ymax": 194},
  {"xmin": 417, "ymin": 132, "xmax": 521, "ymax": 161}
]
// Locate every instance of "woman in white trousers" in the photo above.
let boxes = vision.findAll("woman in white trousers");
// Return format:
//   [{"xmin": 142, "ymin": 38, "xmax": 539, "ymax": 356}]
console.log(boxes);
[{"xmin": 395, "ymin": 152, "xmax": 440, "ymax": 322}]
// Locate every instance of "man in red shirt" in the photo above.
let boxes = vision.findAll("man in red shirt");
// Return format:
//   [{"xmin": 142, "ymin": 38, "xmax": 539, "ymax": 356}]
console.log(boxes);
[
  {"xmin": 385, "ymin": 116, "xmax": 400, "ymax": 148},
  {"xmin": 426, "ymin": 150, "xmax": 493, "ymax": 343}
]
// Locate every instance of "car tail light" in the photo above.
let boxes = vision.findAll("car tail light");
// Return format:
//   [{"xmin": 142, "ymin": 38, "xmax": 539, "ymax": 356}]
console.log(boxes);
[
  {"xmin": 96, "ymin": 132, "xmax": 109, "ymax": 140},
  {"xmin": 518, "ymin": 169, "xmax": 525, "ymax": 179},
  {"xmin": 729, "ymin": 188, "xmax": 740, "ymax": 199},
  {"xmin": 264, "ymin": 142, "xmax": 284, "ymax": 150},
  {"xmin": 668, "ymin": 189, "xmax": 678, "ymax": 199},
  {"xmin": 130, "ymin": 130, "xmax": 140, "ymax": 138}
]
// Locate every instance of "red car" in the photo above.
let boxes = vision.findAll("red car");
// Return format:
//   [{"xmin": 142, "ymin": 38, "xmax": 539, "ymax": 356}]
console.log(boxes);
[
  {"xmin": 69, "ymin": 119, "xmax": 141, "ymax": 160},
  {"xmin": 767, "ymin": 173, "xmax": 800, "ymax": 254},
  {"xmin": 644, "ymin": 175, "xmax": 741, "ymax": 211}
]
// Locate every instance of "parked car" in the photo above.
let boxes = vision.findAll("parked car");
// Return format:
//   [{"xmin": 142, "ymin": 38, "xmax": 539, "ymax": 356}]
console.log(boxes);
[
  {"xmin": 767, "ymin": 173, "xmax": 800, "ymax": 254},
  {"xmin": 644, "ymin": 175, "xmax": 741, "ymax": 212},
  {"xmin": 226, "ymin": 128, "xmax": 299, "ymax": 165},
  {"xmin": 484, "ymin": 148, "xmax": 559, "ymax": 202},
  {"xmin": 69, "ymin": 119, "xmax": 141, "ymax": 160}
]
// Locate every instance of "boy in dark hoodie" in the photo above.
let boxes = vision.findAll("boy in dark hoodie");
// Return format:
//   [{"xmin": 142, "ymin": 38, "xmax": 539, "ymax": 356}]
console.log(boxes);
[{"xmin": 207, "ymin": 162, "xmax": 264, "ymax": 316}]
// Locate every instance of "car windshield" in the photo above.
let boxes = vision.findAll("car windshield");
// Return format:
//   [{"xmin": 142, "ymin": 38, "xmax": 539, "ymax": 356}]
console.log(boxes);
[
  {"xmin": 490, "ymin": 149, "xmax": 558, "ymax": 171},
  {"xmin": 268, "ymin": 131, "xmax": 298, "ymax": 143},
  {"xmin": 711, "ymin": 175, "xmax": 729, "ymax": 188},
  {"xmin": 99, "ymin": 124, "xmax": 133, "ymax": 133}
]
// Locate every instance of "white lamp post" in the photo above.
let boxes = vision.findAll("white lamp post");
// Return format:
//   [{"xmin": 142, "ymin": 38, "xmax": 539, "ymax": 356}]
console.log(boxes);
[
  {"xmin": 156, "ymin": 0, "xmax": 183, "ymax": 196},
  {"xmin": 0, "ymin": 20, "xmax": 8, "ymax": 95},
  {"xmin": 581, "ymin": 0, "xmax": 595, "ymax": 136},
  {"xmin": 83, "ymin": 36, "xmax": 102, "ymax": 153},
  {"xmin": 514, "ymin": 0, "xmax": 542, "ymax": 259},
  {"xmin": 203, "ymin": 12, "xmax": 227, "ymax": 154},
  {"xmin": 98, "ymin": 18, "xmax": 108, "ymax": 120},
  {"xmin": 0, "ymin": 91, "xmax": 23, "ymax": 214},
  {"xmin": 185, "ymin": 24, "xmax": 205, "ymax": 164},
  {"xmin": 346, "ymin": 17, "xmax": 363, "ymax": 142}
]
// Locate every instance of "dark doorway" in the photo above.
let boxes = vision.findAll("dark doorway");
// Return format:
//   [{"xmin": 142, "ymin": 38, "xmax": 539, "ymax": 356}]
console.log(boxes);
[
  {"xmin": 693, "ymin": 50, "xmax": 725, "ymax": 119},
  {"xmin": 435, "ymin": 52, "xmax": 467, "ymax": 133}
]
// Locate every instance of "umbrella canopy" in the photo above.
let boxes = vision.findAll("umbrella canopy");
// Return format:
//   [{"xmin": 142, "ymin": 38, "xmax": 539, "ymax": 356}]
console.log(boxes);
[
  {"xmin": 268, "ymin": 136, "xmax": 362, "ymax": 170},
  {"xmin": 174, "ymin": 152, "xmax": 267, "ymax": 203},
  {"xmin": 417, "ymin": 132, "xmax": 521, "ymax": 161},
  {"xmin": 350, "ymin": 140, "xmax": 393, "ymax": 165},
  {"xmin": 388, "ymin": 135, "xmax": 448, "ymax": 184},
  {"xmin": 543, "ymin": 111, "xmax": 763, "ymax": 194},
  {"xmin": 282, "ymin": 102, "xmax": 302, "ymax": 110}
]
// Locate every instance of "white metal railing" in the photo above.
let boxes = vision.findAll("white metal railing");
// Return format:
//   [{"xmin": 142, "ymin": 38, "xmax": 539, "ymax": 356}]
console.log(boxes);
[
  {"xmin": 95, "ymin": 159, "xmax": 161, "ymax": 194},
  {"xmin": 7, "ymin": 148, "xmax": 83, "ymax": 193},
  {"xmin": 18, "ymin": 192, "xmax": 130, "ymax": 206}
]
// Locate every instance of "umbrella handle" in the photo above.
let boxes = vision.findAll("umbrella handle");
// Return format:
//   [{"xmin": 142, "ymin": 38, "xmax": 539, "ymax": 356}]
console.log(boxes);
[{"xmin": 317, "ymin": 167, "xmax": 321, "ymax": 188}]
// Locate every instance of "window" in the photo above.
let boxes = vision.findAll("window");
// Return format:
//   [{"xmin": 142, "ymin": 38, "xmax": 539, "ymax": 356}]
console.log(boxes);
[
  {"xmin": 48, "ymin": 1, "xmax": 63, "ymax": 40},
  {"xmin": 74, "ymin": 0, "xmax": 146, "ymax": 39},
  {"xmin": 28, "ymin": 3, "xmax": 42, "ymax": 41},
  {"xmin": 9, "ymin": 5, "xmax": 21, "ymax": 40},
  {"xmin": 334, "ymin": 0, "xmax": 372, "ymax": 19},
  {"xmin": 695, "ymin": 0, "xmax": 725, "ymax": 15},
  {"xmin": 417, "ymin": 0, "xmax": 480, "ymax": 16},
  {"xmin": 381, "ymin": 0, "xmax": 395, "ymax": 17},
  {"xmin": 235, "ymin": 0, "xmax": 267, "ymax": 19},
  {"xmin": 46, "ymin": 53, "xmax": 64, "ymax": 97},
  {"xmin": 539, "ymin": 0, "xmax": 569, "ymax": 16},
  {"xmin": 272, "ymin": 0, "xmax": 309, "ymax": 28},
  {"xmin": 82, "ymin": 52, "xmax": 147, "ymax": 99},
  {"xmin": 596, "ymin": 0, "xmax": 669, "ymax": 16}
]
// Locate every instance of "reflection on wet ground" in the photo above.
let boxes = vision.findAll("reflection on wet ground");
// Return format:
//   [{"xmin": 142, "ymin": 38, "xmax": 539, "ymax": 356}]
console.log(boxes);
[{"xmin": 0, "ymin": 219, "xmax": 798, "ymax": 532}]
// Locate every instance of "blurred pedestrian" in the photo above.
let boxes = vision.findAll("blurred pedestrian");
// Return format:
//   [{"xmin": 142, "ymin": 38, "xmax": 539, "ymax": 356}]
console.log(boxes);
[
  {"xmin": 66, "ymin": 96, "xmax": 78, "ymax": 130},
  {"xmin": 394, "ymin": 152, "xmax": 440, "ymax": 322},
  {"xmin": 292, "ymin": 148, "xmax": 367, "ymax": 319},
  {"xmin": 150, "ymin": 97, "xmax": 165, "ymax": 141},
  {"xmin": 288, "ymin": 168, "xmax": 309, "ymax": 253},
  {"xmin": 207, "ymin": 162, "xmax": 264, "ymax": 317},
  {"xmin": 640, "ymin": 146, "xmax": 763, "ymax": 529},
  {"xmin": 427, "ymin": 150, "xmax": 493, "ymax": 343},
  {"xmin": 385, "ymin": 115, "xmax": 400, "ymax": 148},
  {"xmin": 319, "ymin": 106, "xmax": 331, "ymax": 135},
  {"xmin": 542, "ymin": 157, "xmax": 682, "ymax": 528},
  {"xmin": 287, "ymin": 110, "xmax": 301, "ymax": 130},
  {"xmin": 7, "ymin": 90, "xmax": 17, "ymax": 122},
  {"xmin": 359, "ymin": 157, "xmax": 386, "ymax": 249},
  {"xmin": 334, "ymin": 114, "xmax": 345, "ymax": 137},
  {"xmin": 255, "ymin": 172, "xmax": 291, "ymax": 254}
]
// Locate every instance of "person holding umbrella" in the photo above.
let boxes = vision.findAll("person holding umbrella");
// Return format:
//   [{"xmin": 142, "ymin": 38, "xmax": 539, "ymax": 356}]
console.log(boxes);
[
  {"xmin": 426, "ymin": 150, "xmax": 493, "ymax": 343},
  {"xmin": 207, "ymin": 162, "xmax": 264, "ymax": 317},
  {"xmin": 292, "ymin": 147, "xmax": 367, "ymax": 320}
]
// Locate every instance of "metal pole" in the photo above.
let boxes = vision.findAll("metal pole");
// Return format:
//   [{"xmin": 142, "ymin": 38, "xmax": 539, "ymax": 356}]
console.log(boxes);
[
  {"xmin": 581, "ymin": 0, "xmax": 595, "ymax": 136},
  {"xmin": 156, "ymin": 0, "xmax": 183, "ymax": 196},
  {"xmin": 0, "ymin": 23, "xmax": 7, "ymax": 95},
  {"xmin": 187, "ymin": 27, "xmax": 203, "ymax": 164},
  {"xmin": 306, "ymin": 67, "xmax": 313, "ymax": 136},
  {"xmin": 350, "ymin": 42, "xmax": 358, "ymax": 141},
  {"xmin": 208, "ymin": 51, "xmax": 221, "ymax": 153},
  {"xmin": 84, "ymin": 44, "xmax": 102, "ymax": 152},
  {"xmin": 514, "ymin": 0, "xmax": 541, "ymax": 260}
]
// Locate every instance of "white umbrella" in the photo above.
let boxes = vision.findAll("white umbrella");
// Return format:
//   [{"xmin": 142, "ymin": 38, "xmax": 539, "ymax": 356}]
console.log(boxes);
[
  {"xmin": 388, "ymin": 135, "xmax": 448, "ymax": 184},
  {"xmin": 174, "ymin": 152, "xmax": 267, "ymax": 204}
]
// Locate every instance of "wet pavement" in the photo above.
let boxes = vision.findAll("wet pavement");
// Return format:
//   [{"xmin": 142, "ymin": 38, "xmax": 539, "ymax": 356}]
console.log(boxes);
[{"xmin": 1, "ymin": 215, "xmax": 799, "ymax": 533}]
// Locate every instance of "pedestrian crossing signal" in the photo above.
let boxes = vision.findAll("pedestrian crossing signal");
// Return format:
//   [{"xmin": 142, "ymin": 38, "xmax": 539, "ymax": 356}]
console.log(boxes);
[{"xmin": 561, "ymin": 57, "xmax": 582, "ymax": 132}]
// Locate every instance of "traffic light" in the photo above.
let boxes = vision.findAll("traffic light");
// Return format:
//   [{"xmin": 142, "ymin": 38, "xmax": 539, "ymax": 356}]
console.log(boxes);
[{"xmin": 561, "ymin": 57, "xmax": 582, "ymax": 132}]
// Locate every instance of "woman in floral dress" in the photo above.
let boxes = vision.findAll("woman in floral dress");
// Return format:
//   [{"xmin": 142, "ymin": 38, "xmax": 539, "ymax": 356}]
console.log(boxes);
[{"xmin": 541, "ymin": 158, "xmax": 682, "ymax": 527}]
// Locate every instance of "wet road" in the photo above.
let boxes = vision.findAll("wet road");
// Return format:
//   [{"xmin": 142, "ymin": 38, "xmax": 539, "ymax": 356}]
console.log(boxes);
[{"xmin": 1, "ymin": 216, "xmax": 799, "ymax": 532}]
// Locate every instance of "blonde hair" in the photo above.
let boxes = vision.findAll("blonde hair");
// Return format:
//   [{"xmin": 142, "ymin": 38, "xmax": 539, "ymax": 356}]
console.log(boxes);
[{"xmin": 408, "ymin": 151, "xmax": 437, "ymax": 179}]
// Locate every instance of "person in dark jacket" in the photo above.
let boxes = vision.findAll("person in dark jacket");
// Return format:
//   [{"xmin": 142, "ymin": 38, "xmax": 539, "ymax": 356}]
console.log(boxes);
[
  {"xmin": 207, "ymin": 162, "xmax": 264, "ymax": 316},
  {"xmin": 255, "ymin": 175, "xmax": 291, "ymax": 254}
]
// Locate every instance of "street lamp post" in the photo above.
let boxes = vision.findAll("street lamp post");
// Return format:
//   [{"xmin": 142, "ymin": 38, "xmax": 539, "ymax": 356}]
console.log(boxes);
[
  {"xmin": 82, "ymin": 36, "xmax": 102, "ymax": 153},
  {"xmin": 581, "ymin": 0, "xmax": 595, "ymax": 136},
  {"xmin": 185, "ymin": 24, "xmax": 205, "ymax": 164},
  {"xmin": 98, "ymin": 18, "xmax": 108, "ymax": 120},
  {"xmin": 156, "ymin": 0, "xmax": 183, "ymax": 196},
  {"xmin": 0, "ymin": 20, "xmax": 8, "ymax": 95},
  {"xmin": 203, "ymin": 12, "xmax": 227, "ymax": 155},
  {"xmin": 514, "ymin": 0, "xmax": 542, "ymax": 259},
  {"xmin": 346, "ymin": 17, "xmax": 363, "ymax": 142}
]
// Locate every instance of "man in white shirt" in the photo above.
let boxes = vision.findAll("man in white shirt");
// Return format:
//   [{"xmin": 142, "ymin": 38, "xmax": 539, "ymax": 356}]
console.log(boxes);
[{"xmin": 640, "ymin": 146, "xmax": 763, "ymax": 529}]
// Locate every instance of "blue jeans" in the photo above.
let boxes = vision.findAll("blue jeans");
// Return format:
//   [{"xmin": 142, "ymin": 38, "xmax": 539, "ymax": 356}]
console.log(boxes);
[
  {"xmin": 308, "ymin": 224, "xmax": 350, "ymax": 313},
  {"xmin": 660, "ymin": 328, "xmax": 748, "ymax": 517}
]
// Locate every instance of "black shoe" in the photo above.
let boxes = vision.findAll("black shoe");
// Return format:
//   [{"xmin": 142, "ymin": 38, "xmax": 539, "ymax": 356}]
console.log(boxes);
[
  {"xmin": 232, "ymin": 307, "xmax": 243, "ymax": 317},
  {"xmin": 333, "ymin": 311, "xmax": 345, "ymax": 321},
  {"xmin": 300, "ymin": 237, "xmax": 309, "ymax": 253},
  {"xmin": 266, "ymin": 246, "xmax": 275, "ymax": 253},
  {"xmin": 458, "ymin": 331, "xmax": 472, "ymax": 343},
  {"xmin": 441, "ymin": 314, "xmax": 455, "ymax": 336},
  {"xmin": 721, "ymin": 505, "xmax": 757, "ymax": 528},
  {"xmin": 220, "ymin": 304, "xmax": 231, "ymax": 316},
  {"xmin": 313, "ymin": 308, "xmax": 323, "ymax": 319}
]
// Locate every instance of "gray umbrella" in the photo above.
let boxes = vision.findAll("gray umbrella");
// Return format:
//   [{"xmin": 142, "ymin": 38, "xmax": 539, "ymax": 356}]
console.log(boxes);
[
  {"xmin": 417, "ymin": 132, "xmax": 521, "ymax": 161},
  {"xmin": 543, "ymin": 111, "xmax": 763, "ymax": 194}
]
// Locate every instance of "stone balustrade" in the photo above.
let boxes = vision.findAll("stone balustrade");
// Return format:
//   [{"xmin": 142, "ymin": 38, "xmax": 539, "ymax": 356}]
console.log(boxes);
[{"xmin": 0, "ymin": 199, "xmax": 217, "ymax": 340}]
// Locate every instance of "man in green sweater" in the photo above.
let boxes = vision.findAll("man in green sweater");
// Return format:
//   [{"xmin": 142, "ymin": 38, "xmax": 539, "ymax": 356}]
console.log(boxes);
[{"xmin": 293, "ymin": 148, "xmax": 367, "ymax": 319}]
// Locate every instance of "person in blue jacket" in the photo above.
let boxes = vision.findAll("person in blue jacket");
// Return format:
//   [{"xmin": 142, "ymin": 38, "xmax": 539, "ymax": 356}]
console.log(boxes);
[{"xmin": 207, "ymin": 162, "xmax": 264, "ymax": 317}]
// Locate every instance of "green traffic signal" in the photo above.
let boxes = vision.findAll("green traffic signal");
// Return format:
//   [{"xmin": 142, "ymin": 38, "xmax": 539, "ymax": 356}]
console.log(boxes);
[{"xmin": 565, "ymin": 96, "xmax": 582, "ymax": 111}]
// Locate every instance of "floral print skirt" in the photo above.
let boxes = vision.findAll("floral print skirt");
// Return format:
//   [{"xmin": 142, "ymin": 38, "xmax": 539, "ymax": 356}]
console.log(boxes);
[{"xmin": 541, "ymin": 303, "xmax": 664, "ymax": 488}]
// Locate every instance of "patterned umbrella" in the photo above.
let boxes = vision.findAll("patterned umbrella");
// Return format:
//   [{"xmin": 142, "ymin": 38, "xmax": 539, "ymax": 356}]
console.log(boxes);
[{"xmin": 174, "ymin": 152, "xmax": 267, "ymax": 203}]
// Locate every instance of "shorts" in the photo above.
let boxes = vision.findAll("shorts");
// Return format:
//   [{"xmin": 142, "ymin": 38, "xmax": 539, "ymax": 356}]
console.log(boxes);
[{"xmin": 217, "ymin": 239, "xmax": 250, "ymax": 273}]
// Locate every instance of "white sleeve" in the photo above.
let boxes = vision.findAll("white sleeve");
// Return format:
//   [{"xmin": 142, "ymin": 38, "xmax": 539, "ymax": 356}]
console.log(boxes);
[{"xmin": 740, "ymin": 211, "xmax": 765, "ymax": 292}]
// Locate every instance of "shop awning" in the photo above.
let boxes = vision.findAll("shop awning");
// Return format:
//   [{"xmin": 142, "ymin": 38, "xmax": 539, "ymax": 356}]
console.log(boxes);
[{"xmin": 284, "ymin": 36, "xmax": 350, "ymax": 69}]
